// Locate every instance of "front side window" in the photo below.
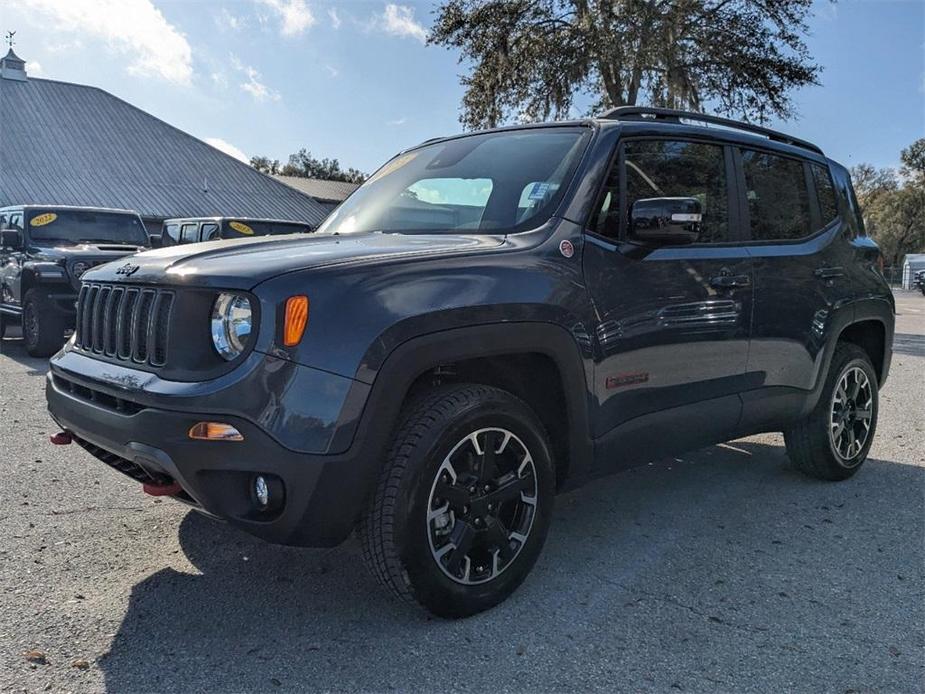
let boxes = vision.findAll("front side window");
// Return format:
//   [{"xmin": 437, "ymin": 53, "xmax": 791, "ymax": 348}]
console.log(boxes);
[
  {"xmin": 9, "ymin": 213, "xmax": 23, "ymax": 231},
  {"xmin": 26, "ymin": 210, "xmax": 146, "ymax": 245},
  {"xmin": 316, "ymin": 127, "xmax": 591, "ymax": 236},
  {"xmin": 741, "ymin": 150, "xmax": 812, "ymax": 241},
  {"xmin": 607, "ymin": 140, "xmax": 730, "ymax": 243},
  {"xmin": 164, "ymin": 223, "xmax": 180, "ymax": 244}
]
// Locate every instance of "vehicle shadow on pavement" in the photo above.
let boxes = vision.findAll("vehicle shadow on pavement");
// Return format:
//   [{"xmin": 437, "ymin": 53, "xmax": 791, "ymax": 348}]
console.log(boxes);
[{"xmin": 98, "ymin": 441, "xmax": 924, "ymax": 693}]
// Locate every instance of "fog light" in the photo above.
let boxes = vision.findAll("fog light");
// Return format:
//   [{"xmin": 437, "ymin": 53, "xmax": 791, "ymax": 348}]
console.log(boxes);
[
  {"xmin": 188, "ymin": 422, "xmax": 244, "ymax": 441},
  {"xmin": 254, "ymin": 475, "xmax": 270, "ymax": 508}
]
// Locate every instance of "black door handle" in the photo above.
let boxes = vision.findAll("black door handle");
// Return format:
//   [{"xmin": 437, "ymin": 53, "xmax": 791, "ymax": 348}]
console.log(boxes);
[
  {"xmin": 814, "ymin": 266, "xmax": 845, "ymax": 280},
  {"xmin": 710, "ymin": 273, "xmax": 750, "ymax": 289}
]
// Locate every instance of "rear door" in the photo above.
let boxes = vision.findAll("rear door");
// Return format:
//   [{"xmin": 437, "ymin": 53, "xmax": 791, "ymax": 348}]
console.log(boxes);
[
  {"xmin": 582, "ymin": 137, "xmax": 753, "ymax": 467},
  {"xmin": 736, "ymin": 147, "xmax": 853, "ymax": 427}
]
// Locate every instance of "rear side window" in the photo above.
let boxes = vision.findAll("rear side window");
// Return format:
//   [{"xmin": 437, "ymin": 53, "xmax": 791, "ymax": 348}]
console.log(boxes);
[
  {"xmin": 811, "ymin": 164, "xmax": 838, "ymax": 226},
  {"xmin": 180, "ymin": 223, "xmax": 199, "ymax": 243},
  {"xmin": 200, "ymin": 223, "xmax": 220, "ymax": 241},
  {"xmin": 741, "ymin": 149, "xmax": 811, "ymax": 241}
]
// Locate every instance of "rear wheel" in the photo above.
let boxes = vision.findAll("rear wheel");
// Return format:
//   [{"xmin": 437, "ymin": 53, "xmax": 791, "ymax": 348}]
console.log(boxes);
[
  {"xmin": 359, "ymin": 384, "xmax": 555, "ymax": 618},
  {"xmin": 23, "ymin": 289, "xmax": 67, "ymax": 357},
  {"xmin": 784, "ymin": 343, "xmax": 878, "ymax": 481}
]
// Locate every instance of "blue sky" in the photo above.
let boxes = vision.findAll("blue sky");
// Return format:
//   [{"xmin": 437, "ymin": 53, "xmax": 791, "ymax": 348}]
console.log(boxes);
[{"xmin": 1, "ymin": 0, "xmax": 922, "ymax": 174}]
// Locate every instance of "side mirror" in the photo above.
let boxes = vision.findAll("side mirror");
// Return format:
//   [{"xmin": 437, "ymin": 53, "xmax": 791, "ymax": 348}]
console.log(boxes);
[
  {"xmin": 629, "ymin": 197, "xmax": 702, "ymax": 245},
  {"xmin": 148, "ymin": 234, "xmax": 162, "ymax": 248},
  {"xmin": 0, "ymin": 229, "xmax": 23, "ymax": 249}
]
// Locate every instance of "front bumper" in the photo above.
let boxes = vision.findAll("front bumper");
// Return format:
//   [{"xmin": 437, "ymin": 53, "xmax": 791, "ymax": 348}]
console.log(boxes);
[{"xmin": 45, "ymin": 352, "xmax": 375, "ymax": 547}]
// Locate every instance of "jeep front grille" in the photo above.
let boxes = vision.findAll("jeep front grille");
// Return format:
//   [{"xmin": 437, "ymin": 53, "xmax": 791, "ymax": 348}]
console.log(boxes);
[{"xmin": 75, "ymin": 283, "xmax": 174, "ymax": 366}]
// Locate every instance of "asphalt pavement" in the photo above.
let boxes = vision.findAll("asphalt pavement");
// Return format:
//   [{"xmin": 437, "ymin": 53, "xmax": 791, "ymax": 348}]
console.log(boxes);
[{"xmin": 1, "ymin": 293, "xmax": 922, "ymax": 693}]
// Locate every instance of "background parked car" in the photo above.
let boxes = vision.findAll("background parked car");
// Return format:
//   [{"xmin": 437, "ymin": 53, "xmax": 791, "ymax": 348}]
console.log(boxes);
[
  {"xmin": 0, "ymin": 205, "xmax": 149, "ymax": 356},
  {"xmin": 158, "ymin": 217, "xmax": 314, "ymax": 246}
]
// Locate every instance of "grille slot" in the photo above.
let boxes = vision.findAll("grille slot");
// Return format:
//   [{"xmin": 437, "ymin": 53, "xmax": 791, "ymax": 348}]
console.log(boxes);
[{"xmin": 74, "ymin": 283, "xmax": 174, "ymax": 367}]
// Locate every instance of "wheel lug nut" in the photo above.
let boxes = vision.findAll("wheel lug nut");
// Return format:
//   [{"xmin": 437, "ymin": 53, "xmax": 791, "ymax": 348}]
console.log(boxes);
[
  {"xmin": 462, "ymin": 505, "xmax": 469, "ymax": 515},
  {"xmin": 468, "ymin": 486, "xmax": 476, "ymax": 494}
]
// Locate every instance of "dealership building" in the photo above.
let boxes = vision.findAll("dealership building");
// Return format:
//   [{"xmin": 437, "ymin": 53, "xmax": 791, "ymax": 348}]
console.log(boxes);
[{"xmin": 0, "ymin": 48, "xmax": 329, "ymax": 235}]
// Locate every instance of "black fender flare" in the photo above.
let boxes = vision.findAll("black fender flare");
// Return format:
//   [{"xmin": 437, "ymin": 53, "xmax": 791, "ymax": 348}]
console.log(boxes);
[
  {"xmin": 802, "ymin": 296, "xmax": 894, "ymax": 414},
  {"xmin": 328, "ymin": 321, "xmax": 595, "ymax": 510}
]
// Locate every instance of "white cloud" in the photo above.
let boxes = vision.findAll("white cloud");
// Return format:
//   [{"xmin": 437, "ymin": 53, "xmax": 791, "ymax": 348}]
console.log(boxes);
[
  {"xmin": 258, "ymin": 0, "xmax": 315, "ymax": 36},
  {"xmin": 328, "ymin": 7, "xmax": 341, "ymax": 29},
  {"xmin": 231, "ymin": 55, "xmax": 280, "ymax": 102},
  {"xmin": 217, "ymin": 7, "xmax": 245, "ymax": 31},
  {"xmin": 205, "ymin": 137, "xmax": 249, "ymax": 163},
  {"xmin": 324, "ymin": 64, "xmax": 339, "ymax": 78},
  {"xmin": 211, "ymin": 71, "xmax": 229, "ymax": 89},
  {"xmin": 387, "ymin": 117, "xmax": 407, "ymax": 126},
  {"xmin": 380, "ymin": 4, "xmax": 427, "ymax": 43},
  {"xmin": 26, "ymin": 61, "xmax": 44, "ymax": 76},
  {"xmin": 21, "ymin": 0, "xmax": 193, "ymax": 85}
]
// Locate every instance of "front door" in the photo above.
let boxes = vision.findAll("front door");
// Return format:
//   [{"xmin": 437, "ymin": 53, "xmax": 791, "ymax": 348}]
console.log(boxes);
[
  {"xmin": 0, "ymin": 210, "xmax": 25, "ymax": 308},
  {"xmin": 583, "ymin": 138, "xmax": 753, "ymax": 469}
]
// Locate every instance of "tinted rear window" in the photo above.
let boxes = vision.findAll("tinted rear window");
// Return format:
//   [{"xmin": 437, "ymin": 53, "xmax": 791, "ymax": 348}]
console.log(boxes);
[
  {"xmin": 741, "ymin": 150, "xmax": 811, "ymax": 241},
  {"xmin": 811, "ymin": 164, "xmax": 838, "ymax": 226}
]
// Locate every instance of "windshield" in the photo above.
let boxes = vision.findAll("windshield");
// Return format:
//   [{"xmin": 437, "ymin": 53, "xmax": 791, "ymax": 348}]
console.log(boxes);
[
  {"xmin": 316, "ymin": 127, "xmax": 590, "ymax": 236},
  {"xmin": 27, "ymin": 210, "xmax": 148, "ymax": 246}
]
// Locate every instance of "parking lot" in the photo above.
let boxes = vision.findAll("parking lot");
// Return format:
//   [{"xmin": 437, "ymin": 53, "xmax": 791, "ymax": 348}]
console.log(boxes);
[{"xmin": 0, "ymin": 292, "xmax": 922, "ymax": 693}]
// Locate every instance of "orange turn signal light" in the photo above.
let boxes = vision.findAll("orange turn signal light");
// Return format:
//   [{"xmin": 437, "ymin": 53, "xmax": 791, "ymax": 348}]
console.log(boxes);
[
  {"xmin": 188, "ymin": 422, "xmax": 244, "ymax": 442},
  {"xmin": 283, "ymin": 295, "xmax": 309, "ymax": 347}
]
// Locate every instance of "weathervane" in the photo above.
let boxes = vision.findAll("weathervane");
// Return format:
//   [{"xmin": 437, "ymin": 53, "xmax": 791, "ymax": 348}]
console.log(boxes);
[{"xmin": 5, "ymin": 31, "xmax": 14, "ymax": 49}]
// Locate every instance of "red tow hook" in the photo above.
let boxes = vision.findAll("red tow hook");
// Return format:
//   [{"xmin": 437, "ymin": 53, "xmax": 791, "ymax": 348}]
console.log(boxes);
[
  {"xmin": 143, "ymin": 482, "xmax": 182, "ymax": 497},
  {"xmin": 49, "ymin": 431, "xmax": 73, "ymax": 445}
]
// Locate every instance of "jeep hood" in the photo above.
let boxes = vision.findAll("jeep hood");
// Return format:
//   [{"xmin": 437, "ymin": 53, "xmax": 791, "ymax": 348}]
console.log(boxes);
[{"xmin": 83, "ymin": 232, "xmax": 505, "ymax": 289}]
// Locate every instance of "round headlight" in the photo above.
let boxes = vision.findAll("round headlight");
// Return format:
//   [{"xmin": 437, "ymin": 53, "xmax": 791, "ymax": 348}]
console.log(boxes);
[{"xmin": 211, "ymin": 292, "xmax": 253, "ymax": 361}]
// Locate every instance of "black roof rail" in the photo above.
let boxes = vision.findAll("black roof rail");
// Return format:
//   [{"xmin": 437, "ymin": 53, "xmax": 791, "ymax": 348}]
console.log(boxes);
[{"xmin": 600, "ymin": 106, "xmax": 823, "ymax": 155}]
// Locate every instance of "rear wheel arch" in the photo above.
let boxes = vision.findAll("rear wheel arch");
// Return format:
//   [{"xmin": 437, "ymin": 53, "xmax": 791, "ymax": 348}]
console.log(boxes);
[{"xmin": 838, "ymin": 319, "xmax": 887, "ymax": 385}]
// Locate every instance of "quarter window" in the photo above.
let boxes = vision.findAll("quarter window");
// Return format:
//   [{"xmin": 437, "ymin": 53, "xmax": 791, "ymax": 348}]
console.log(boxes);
[
  {"xmin": 741, "ymin": 150, "xmax": 812, "ymax": 241},
  {"xmin": 180, "ymin": 223, "xmax": 199, "ymax": 243},
  {"xmin": 622, "ymin": 140, "xmax": 730, "ymax": 243},
  {"xmin": 811, "ymin": 163, "xmax": 838, "ymax": 226}
]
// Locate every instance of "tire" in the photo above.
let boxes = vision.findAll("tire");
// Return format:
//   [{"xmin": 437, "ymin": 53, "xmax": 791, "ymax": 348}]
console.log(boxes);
[
  {"xmin": 23, "ymin": 289, "xmax": 67, "ymax": 357},
  {"xmin": 359, "ymin": 384, "xmax": 555, "ymax": 618},
  {"xmin": 0, "ymin": 312, "xmax": 6, "ymax": 340},
  {"xmin": 784, "ymin": 343, "xmax": 879, "ymax": 481}
]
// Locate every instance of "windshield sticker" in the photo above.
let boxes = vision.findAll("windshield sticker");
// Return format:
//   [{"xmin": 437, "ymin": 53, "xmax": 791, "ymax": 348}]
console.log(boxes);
[
  {"xmin": 229, "ymin": 221, "xmax": 254, "ymax": 235},
  {"xmin": 528, "ymin": 182, "xmax": 551, "ymax": 200},
  {"xmin": 30, "ymin": 213, "xmax": 57, "ymax": 227}
]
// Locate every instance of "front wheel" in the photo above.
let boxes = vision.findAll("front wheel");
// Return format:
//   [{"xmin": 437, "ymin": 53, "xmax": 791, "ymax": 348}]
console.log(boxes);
[
  {"xmin": 23, "ymin": 289, "xmax": 67, "ymax": 357},
  {"xmin": 784, "ymin": 343, "xmax": 879, "ymax": 481},
  {"xmin": 359, "ymin": 384, "xmax": 555, "ymax": 618}
]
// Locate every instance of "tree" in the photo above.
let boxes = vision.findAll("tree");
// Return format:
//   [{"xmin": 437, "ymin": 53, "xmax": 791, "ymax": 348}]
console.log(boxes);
[
  {"xmin": 250, "ymin": 156, "xmax": 281, "ymax": 175},
  {"xmin": 430, "ymin": 0, "xmax": 822, "ymax": 129},
  {"xmin": 851, "ymin": 138, "xmax": 925, "ymax": 269},
  {"xmin": 250, "ymin": 149, "xmax": 367, "ymax": 183}
]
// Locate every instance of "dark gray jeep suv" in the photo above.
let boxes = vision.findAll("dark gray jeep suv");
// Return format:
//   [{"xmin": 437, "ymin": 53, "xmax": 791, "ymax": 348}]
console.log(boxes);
[{"xmin": 45, "ymin": 108, "xmax": 894, "ymax": 617}]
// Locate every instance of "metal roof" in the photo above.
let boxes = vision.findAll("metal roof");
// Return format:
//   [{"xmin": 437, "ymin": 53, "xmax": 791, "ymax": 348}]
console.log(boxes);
[
  {"xmin": 0, "ymin": 75, "xmax": 329, "ymax": 226},
  {"xmin": 272, "ymin": 175, "xmax": 359, "ymax": 204}
]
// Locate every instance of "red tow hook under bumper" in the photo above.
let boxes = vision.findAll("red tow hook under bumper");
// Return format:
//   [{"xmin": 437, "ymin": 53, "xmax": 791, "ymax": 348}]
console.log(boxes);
[
  {"xmin": 143, "ymin": 482, "xmax": 183, "ymax": 497},
  {"xmin": 49, "ymin": 431, "xmax": 73, "ymax": 445}
]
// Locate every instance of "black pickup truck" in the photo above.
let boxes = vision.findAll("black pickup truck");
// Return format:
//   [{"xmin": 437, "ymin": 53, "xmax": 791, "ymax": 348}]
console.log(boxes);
[
  {"xmin": 45, "ymin": 109, "xmax": 894, "ymax": 617},
  {"xmin": 0, "ymin": 205, "xmax": 149, "ymax": 355}
]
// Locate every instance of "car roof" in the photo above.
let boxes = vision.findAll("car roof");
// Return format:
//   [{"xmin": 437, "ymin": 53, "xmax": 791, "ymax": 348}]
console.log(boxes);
[
  {"xmin": 162, "ymin": 217, "xmax": 312, "ymax": 225},
  {"xmin": 0, "ymin": 204, "xmax": 142, "ymax": 215},
  {"xmin": 405, "ymin": 114, "xmax": 829, "ymax": 165}
]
